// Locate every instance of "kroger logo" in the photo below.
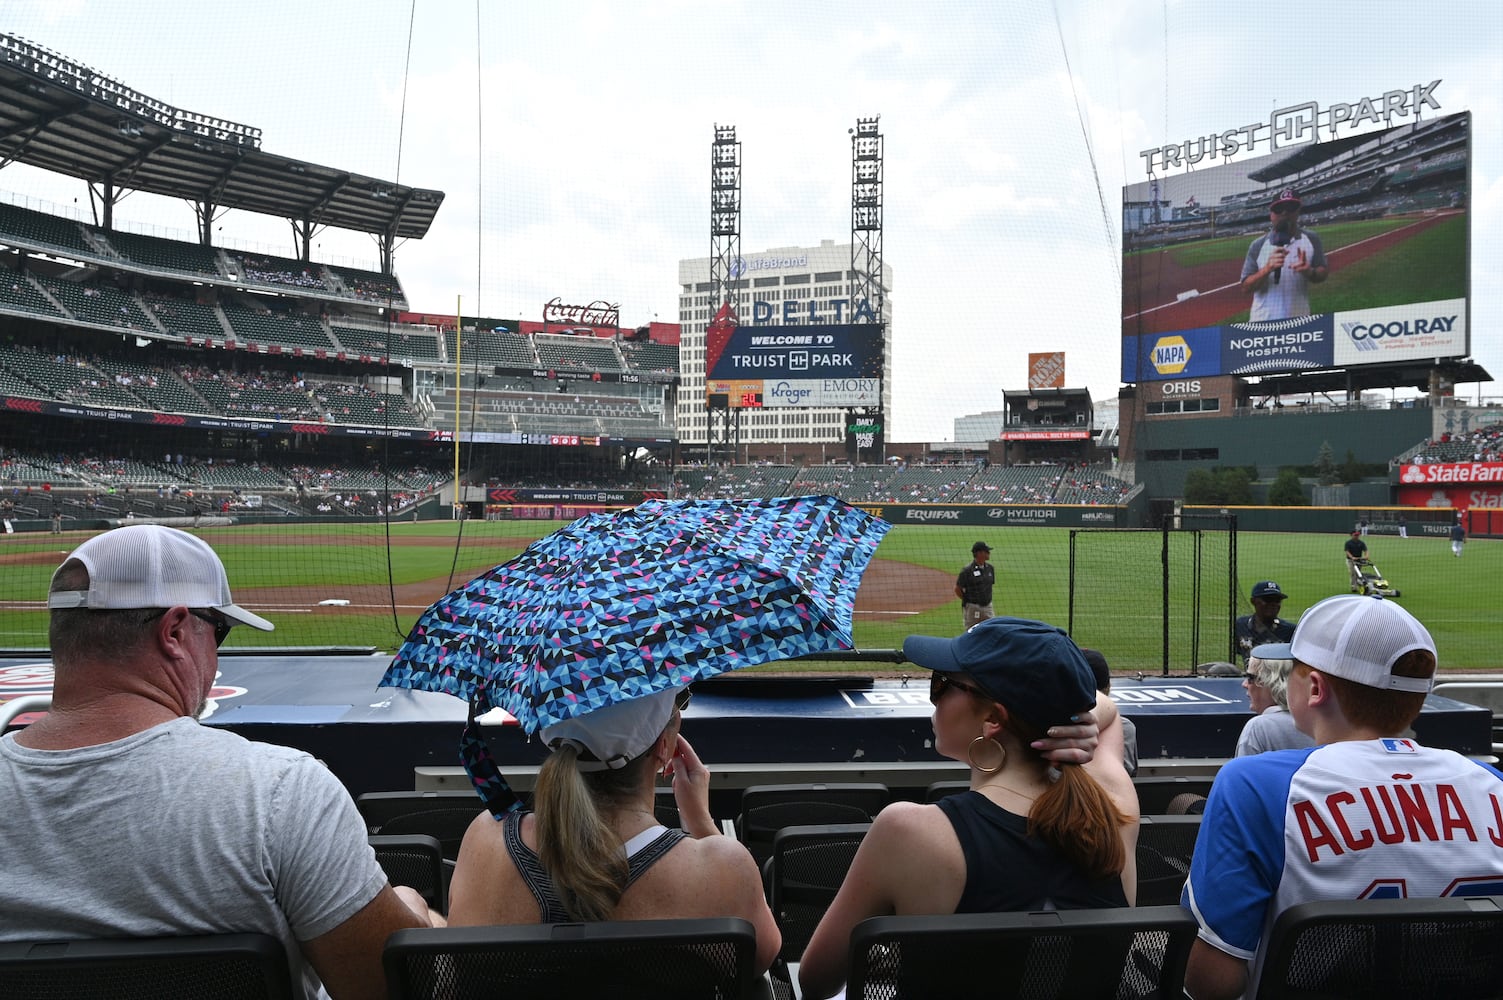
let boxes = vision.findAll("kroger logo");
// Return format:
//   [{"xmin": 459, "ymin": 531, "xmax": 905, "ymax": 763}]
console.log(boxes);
[
  {"xmin": 1341, "ymin": 315, "xmax": 1457, "ymax": 352},
  {"xmin": 769, "ymin": 381, "xmax": 813, "ymax": 404}
]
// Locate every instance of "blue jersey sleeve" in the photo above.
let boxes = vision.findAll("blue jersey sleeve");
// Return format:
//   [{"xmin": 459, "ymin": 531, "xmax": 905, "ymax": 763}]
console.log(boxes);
[{"xmin": 1182, "ymin": 750, "xmax": 1311, "ymax": 957}]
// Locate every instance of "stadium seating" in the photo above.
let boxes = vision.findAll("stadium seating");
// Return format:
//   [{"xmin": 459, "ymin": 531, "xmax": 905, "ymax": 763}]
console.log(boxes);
[
  {"xmin": 310, "ymin": 381, "xmax": 426, "ymax": 428},
  {"xmin": 228, "ymin": 252, "xmax": 329, "ymax": 291},
  {"xmin": 0, "ymin": 932, "xmax": 294, "ymax": 1000},
  {"xmin": 620, "ymin": 340, "xmax": 680, "ymax": 374},
  {"xmin": 221, "ymin": 304, "xmax": 337, "ymax": 353},
  {"xmin": 141, "ymin": 293, "xmax": 231, "ymax": 342},
  {"xmin": 1133, "ymin": 814, "xmax": 1200, "ymax": 907},
  {"xmin": 383, "ymin": 918, "xmax": 759, "ymax": 1000},
  {"xmin": 879, "ymin": 465, "xmax": 971, "ymax": 502},
  {"xmin": 443, "ymin": 328, "xmax": 537, "ymax": 367},
  {"xmin": 105, "ymin": 229, "xmax": 226, "ymax": 277},
  {"xmin": 844, "ymin": 906, "xmax": 1198, "ymax": 999},
  {"xmin": 686, "ymin": 465, "xmax": 798, "ymax": 500},
  {"xmin": 764, "ymin": 823, "xmax": 870, "ymax": 1000},
  {"xmin": 356, "ymin": 790, "xmax": 485, "ymax": 862},
  {"xmin": 328, "ymin": 264, "xmax": 407, "ymax": 305},
  {"xmin": 534, "ymin": 333, "xmax": 624, "ymax": 374},
  {"xmin": 0, "ymin": 201, "xmax": 96, "ymax": 258},
  {"xmin": 953, "ymin": 464, "xmax": 1064, "ymax": 504},
  {"xmin": 734, "ymin": 783, "xmax": 890, "ymax": 868},
  {"xmin": 1255, "ymin": 896, "xmax": 1503, "ymax": 1000},
  {"xmin": 331, "ymin": 323, "xmax": 444, "ymax": 363},
  {"xmin": 1054, "ymin": 465, "xmax": 1133, "ymax": 505},
  {"xmin": 0, "ymin": 272, "xmax": 68, "ymax": 320},
  {"xmin": 369, "ymin": 834, "xmax": 449, "ymax": 915},
  {"xmin": 88, "ymin": 358, "xmax": 212, "ymax": 416},
  {"xmin": 33, "ymin": 276, "xmax": 155, "ymax": 333}
]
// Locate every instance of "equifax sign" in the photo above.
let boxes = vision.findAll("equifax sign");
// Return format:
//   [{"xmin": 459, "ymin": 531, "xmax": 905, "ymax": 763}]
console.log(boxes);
[{"xmin": 1400, "ymin": 462, "xmax": 1503, "ymax": 484}]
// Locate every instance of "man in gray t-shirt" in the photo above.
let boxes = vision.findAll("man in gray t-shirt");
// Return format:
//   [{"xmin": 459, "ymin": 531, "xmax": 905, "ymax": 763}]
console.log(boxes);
[
  {"xmin": 1240, "ymin": 189, "xmax": 1329, "ymax": 322},
  {"xmin": 0, "ymin": 525, "xmax": 434, "ymax": 999}
]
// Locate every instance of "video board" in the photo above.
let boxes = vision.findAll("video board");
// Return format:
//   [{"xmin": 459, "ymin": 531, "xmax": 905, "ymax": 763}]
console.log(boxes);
[
  {"xmin": 1121, "ymin": 112, "xmax": 1469, "ymax": 382},
  {"xmin": 704, "ymin": 307, "xmax": 884, "ymax": 408}
]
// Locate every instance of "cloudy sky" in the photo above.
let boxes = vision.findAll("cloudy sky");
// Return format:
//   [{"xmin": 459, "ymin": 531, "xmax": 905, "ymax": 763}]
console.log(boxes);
[{"xmin": 4, "ymin": 1, "xmax": 1501, "ymax": 441}]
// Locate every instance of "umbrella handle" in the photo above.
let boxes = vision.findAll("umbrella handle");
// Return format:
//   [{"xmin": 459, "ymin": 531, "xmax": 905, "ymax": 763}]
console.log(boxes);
[{"xmin": 461, "ymin": 701, "xmax": 523, "ymax": 819}]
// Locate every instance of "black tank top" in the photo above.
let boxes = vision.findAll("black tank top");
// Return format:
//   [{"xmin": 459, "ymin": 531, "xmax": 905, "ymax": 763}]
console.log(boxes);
[
  {"xmin": 503, "ymin": 810, "xmax": 688, "ymax": 923},
  {"xmin": 936, "ymin": 790, "xmax": 1128, "ymax": 912}
]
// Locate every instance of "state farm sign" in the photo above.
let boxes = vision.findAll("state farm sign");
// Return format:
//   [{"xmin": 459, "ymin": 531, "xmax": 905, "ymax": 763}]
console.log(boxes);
[{"xmin": 1399, "ymin": 462, "xmax": 1503, "ymax": 484}]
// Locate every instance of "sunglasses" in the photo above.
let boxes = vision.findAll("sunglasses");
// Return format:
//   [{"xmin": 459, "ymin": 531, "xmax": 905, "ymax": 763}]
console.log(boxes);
[
  {"xmin": 1243, "ymin": 672, "xmax": 1259, "ymax": 683},
  {"xmin": 929, "ymin": 672, "xmax": 986, "ymax": 704},
  {"xmin": 674, "ymin": 687, "xmax": 693, "ymax": 711},
  {"xmin": 142, "ymin": 607, "xmax": 233, "ymax": 648},
  {"xmin": 1272, "ymin": 205, "xmax": 1299, "ymax": 215}
]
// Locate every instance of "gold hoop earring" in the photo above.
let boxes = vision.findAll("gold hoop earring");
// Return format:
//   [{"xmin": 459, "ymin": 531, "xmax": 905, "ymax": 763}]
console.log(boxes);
[{"xmin": 968, "ymin": 735, "xmax": 1005, "ymax": 774}]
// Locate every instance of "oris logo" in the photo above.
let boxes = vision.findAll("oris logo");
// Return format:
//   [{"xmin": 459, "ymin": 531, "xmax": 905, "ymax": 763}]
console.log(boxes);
[{"xmin": 1161, "ymin": 380, "xmax": 1201, "ymax": 396}]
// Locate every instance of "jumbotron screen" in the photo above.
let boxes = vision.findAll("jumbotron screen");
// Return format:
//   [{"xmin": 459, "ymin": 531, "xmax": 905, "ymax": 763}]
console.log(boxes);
[
  {"xmin": 1121, "ymin": 111, "xmax": 1469, "ymax": 383},
  {"xmin": 704, "ymin": 302, "xmax": 883, "ymax": 409}
]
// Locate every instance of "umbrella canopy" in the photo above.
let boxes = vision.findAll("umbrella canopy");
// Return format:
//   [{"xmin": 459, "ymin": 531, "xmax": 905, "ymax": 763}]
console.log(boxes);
[{"xmin": 379, "ymin": 495, "xmax": 890, "ymax": 812}]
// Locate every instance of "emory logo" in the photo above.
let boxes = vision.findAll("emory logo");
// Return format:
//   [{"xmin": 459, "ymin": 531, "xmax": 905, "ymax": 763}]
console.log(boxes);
[{"xmin": 1341, "ymin": 315, "xmax": 1457, "ymax": 352}]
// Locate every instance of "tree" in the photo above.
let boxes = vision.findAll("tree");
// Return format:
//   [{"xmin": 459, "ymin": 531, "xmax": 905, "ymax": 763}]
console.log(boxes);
[
  {"xmin": 1183, "ymin": 468, "xmax": 1217, "ymax": 504},
  {"xmin": 1219, "ymin": 467, "xmax": 1254, "ymax": 505},
  {"xmin": 1268, "ymin": 468, "xmax": 1309, "ymax": 506},
  {"xmin": 1340, "ymin": 449, "xmax": 1365, "ymax": 484},
  {"xmin": 1315, "ymin": 441, "xmax": 1338, "ymax": 486}
]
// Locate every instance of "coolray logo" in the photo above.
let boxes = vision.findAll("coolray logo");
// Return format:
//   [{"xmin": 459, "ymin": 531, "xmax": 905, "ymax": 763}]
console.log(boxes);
[
  {"xmin": 905, "ymin": 509, "xmax": 961, "ymax": 521},
  {"xmin": 1341, "ymin": 314, "xmax": 1458, "ymax": 352},
  {"xmin": 768, "ymin": 382, "xmax": 813, "ymax": 404}
]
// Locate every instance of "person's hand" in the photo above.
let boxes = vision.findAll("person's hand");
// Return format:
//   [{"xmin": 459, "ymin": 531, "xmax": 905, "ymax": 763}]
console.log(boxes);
[
  {"xmin": 1290, "ymin": 247, "xmax": 1311, "ymax": 273},
  {"xmin": 664, "ymin": 734, "xmax": 718, "ymax": 837},
  {"xmin": 1267, "ymin": 246, "xmax": 1288, "ymax": 273},
  {"xmin": 1031, "ymin": 699, "xmax": 1115, "ymax": 765}
]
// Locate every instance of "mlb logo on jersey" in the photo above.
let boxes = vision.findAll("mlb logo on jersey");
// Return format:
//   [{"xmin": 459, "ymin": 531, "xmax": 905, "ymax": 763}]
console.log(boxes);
[{"xmin": 1380, "ymin": 737, "xmax": 1419, "ymax": 754}]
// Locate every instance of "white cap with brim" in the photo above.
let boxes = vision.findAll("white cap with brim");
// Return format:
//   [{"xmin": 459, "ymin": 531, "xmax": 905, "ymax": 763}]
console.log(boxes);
[
  {"xmin": 541, "ymin": 688, "xmax": 680, "ymax": 771},
  {"xmin": 1290, "ymin": 595, "xmax": 1434, "ymax": 693},
  {"xmin": 45, "ymin": 524, "xmax": 273, "ymax": 632}
]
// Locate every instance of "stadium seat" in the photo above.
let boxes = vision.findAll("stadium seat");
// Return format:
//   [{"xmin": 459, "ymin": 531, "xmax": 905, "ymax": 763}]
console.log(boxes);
[
  {"xmin": 764, "ymin": 823, "xmax": 870, "ymax": 1000},
  {"xmin": 0, "ymin": 932, "xmax": 293, "ymax": 999},
  {"xmin": 735, "ymin": 783, "xmax": 890, "ymax": 868},
  {"xmin": 369, "ymin": 833, "xmax": 448, "ymax": 915},
  {"xmin": 356, "ymin": 790, "xmax": 484, "ymax": 862},
  {"xmin": 845, "ymin": 905, "xmax": 1198, "ymax": 1000},
  {"xmin": 1131, "ymin": 775, "xmax": 1217, "ymax": 814},
  {"xmin": 383, "ymin": 918, "xmax": 760, "ymax": 1000},
  {"xmin": 1254, "ymin": 896, "xmax": 1503, "ymax": 999},
  {"xmin": 1133, "ymin": 814, "xmax": 1201, "ymax": 907},
  {"xmin": 924, "ymin": 779, "xmax": 969, "ymax": 802}
]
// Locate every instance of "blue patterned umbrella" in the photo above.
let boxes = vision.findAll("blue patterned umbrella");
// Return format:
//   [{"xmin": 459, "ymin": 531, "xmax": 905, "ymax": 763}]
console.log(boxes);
[{"xmin": 379, "ymin": 495, "xmax": 889, "ymax": 814}]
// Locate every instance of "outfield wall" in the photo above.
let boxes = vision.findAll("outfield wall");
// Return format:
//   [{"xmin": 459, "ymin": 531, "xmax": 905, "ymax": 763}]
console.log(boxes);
[{"xmin": 1184, "ymin": 504, "xmax": 1459, "ymax": 535}]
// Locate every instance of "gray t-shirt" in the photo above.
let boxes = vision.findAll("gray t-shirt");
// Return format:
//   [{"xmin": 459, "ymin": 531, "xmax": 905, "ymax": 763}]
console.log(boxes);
[
  {"xmin": 1235, "ymin": 705, "xmax": 1316, "ymax": 757},
  {"xmin": 0, "ymin": 717, "xmax": 388, "ymax": 999}
]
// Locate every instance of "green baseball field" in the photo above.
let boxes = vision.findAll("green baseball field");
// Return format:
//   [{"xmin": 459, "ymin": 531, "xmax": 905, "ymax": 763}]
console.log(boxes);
[{"xmin": 2, "ymin": 521, "xmax": 1492, "ymax": 673}]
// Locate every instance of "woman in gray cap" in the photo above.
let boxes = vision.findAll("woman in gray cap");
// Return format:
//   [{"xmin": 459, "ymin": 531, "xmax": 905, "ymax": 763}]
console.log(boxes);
[
  {"xmin": 799, "ymin": 617, "xmax": 1138, "ymax": 1000},
  {"xmin": 446, "ymin": 688, "xmax": 781, "ymax": 972}
]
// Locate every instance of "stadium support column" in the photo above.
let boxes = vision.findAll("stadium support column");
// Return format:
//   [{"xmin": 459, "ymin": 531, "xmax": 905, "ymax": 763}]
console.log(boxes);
[
  {"xmin": 849, "ymin": 116, "xmax": 884, "ymax": 461},
  {"xmin": 708, "ymin": 124, "xmax": 742, "ymax": 464}
]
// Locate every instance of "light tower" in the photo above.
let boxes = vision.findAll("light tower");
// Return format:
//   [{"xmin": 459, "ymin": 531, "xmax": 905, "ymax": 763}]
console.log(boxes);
[
  {"xmin": 849, "ymin": 115, "xmax": 885, "ymax": 462},
  {"xmin": 708, "ymin": 124, "xmax": 743, "ymax": 462}
]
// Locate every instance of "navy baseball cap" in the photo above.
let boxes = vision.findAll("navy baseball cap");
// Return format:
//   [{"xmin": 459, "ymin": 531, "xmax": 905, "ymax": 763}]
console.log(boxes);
[
  {"xmin": 971, "ymin": 541, "xmax": 991, "ymax": 553},
  {"xmin": 903, "ymin": 617, "xmax": 1096, "ymax": 731},
  {"xmin": 1250, "ymin": 581, "xmax": 1286, "ymax": 600}
]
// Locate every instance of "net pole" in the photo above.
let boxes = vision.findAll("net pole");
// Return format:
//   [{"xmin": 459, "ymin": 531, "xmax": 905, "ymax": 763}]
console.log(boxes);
[{"xmin": 452, "ymin": 295, "xmax": 462, "ymax": 518}]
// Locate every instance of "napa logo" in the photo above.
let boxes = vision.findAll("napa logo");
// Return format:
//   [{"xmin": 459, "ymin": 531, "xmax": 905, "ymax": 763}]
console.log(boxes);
[{"xmin": 1151, "ymin": 336, "xmax": 1191, "ymax": 375}]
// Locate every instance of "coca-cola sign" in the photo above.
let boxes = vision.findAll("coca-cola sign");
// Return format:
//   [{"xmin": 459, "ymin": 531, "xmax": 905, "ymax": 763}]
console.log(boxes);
[{"xmin": 543, "ymin": 297, "xmax": 619, "ymax": 328}]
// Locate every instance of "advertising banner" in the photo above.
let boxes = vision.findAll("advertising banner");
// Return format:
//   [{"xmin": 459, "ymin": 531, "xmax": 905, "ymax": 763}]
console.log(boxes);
[
  {"xmin": 1333, "ymin": 299, "xmax": 1467, "ymax": 366},
  {"xmin": 1028, "ymin": 352, "xmax": 1066, "ymax": 389},
  {"xmin": 762, "ymin": 378, "xmax": 881, "ymax": 407},
  {"xmin": 706, "ymin": 322, "xmax": 883, "ymax": 381},
  {"xmin": 853, "ymin": 504, "xmax": 1124, "ymax": 528}
]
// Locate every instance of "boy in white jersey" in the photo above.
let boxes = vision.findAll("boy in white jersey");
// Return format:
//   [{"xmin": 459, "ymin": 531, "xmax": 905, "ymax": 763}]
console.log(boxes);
[
  {"xmin": 1182, "ymin": 595, "xmax": 1503, "ymax": 1000},
  {"xmin": 1240, "ymin": 189, "xmax": 1329, "ymax": 322}
]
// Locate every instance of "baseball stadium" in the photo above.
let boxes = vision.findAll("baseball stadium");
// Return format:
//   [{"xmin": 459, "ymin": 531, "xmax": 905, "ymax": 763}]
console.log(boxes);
[{"xmin": 2, "ymin": 5, "xmax": 1502, "ymax": 996}]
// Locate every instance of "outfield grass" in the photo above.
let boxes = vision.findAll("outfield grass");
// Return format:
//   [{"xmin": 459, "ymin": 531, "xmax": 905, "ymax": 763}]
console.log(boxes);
[{"xmin": 2, "ymin": 521, "xmax": 1495, "ymax": 672}]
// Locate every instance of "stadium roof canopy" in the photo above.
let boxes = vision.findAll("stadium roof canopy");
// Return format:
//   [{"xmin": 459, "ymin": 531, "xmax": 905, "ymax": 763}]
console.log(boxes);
[
  {"xmin": 1252, "ymin": 359, "xmax": 1492, "ymax": 396},
  {"xmin": 0, "ymin": 34, "xmax": 443, "ymax": 250},
  {"xmin": 1245, "ymin": 133, "xmax": 1376, "ymax": 183}
]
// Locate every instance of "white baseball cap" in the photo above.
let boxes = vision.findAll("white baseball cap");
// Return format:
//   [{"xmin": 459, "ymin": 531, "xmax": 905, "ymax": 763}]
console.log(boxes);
[
  {"xmin": 541, "ymin": 688, "xmax": 682, "ymax": 771},
  {"xmin": 46, "ymin": 524, "xmax": 273, "ymax": 631},
  {"xmin": 1290, "ymin": 595, "xmax": 1434, "ymax": 693}
]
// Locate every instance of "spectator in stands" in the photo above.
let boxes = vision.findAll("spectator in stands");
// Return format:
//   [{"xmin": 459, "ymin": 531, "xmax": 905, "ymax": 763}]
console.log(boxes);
[
  {"xmin": 799, "ymin": 618, "xmax": 1138, "ymax": 1000},
  {"xmin": 446, "ymin": 688, "xmax": 782, "ymax": 974},
  {"xmin": 1343, "ymin": 529, "xmax": 1368, "ymax": 591},
  {"xmin": 1234, "ymin": 643, "xmax": 1314, "ymax": 757},
  {"xmin": 1240, "ymin": 189, "xmax": 1329, "ymax": 322},
  {"xmin": 1081, "ymin": 647, "xmax": 1137, "ymax": 776},
  {"xmin": 1182, "ymin": 596, "xmax": 1503, "ymax": 1000},
  {"xmin": 954, "ymin": 540, "xmax": 996, "ymax": 628},
  {"xmin": 0, "ymin": 525, "xmax": 434, "ymax": 998},
  {"xmin": 1233, "ymin": 580, "xmax": 1296, "ymax": 663}
]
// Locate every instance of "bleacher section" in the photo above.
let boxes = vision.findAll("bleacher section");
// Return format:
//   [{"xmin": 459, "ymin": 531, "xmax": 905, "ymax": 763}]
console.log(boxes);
[
  {"xmin": 181, "ymin": 367, "xmax": 321, "ymax": 422},
  {"xmin": 0, "ymin": 271, "xmax": 68, "ymax": 320},
  {"xmin": 310, "ymin": 380, "xmax": 426, "ymax": 428},
  {"xmin": 685, "ymin": 466, "xmax": 798, "ymax": 499},
  {"xmin": 880, "ymin": 465, "xmax": 972, "ymax": 502},
  {"xmin": 328, "ymin": 264, "xmax": 407, "ymax": 305},
  {"xmin": 1054, "ymin": 466, "xmax": 1134, "ymax": 504},
  {"xmin": 0, "ymin": 201, "xmax": 96, "ymax": 257},
  {"xmin": 952, "ymin": 465, "xmax": 1064, "ymax": 504},
  {"xmin": 443, "ymin": 328, "xmax": 537, "ymax": 368},
  {"xmin": 88, "ymin": 358, "xmax": 211, "ymax": 416},
  {"xmin": 229, "ymin": 252, "xmax": 330, "ymax": 292},
  {"xmin": 142, "ymin": 293, "xmax": 230, "ymax": 342},
  {"xmin": 534, "ymin": 333, "xmax": 623, "ymax": 373},
  {"xmin": 331, "ymin": 324, "xmax": 444, "ymax": 364},
  {"xmin": 788, "ymin": 464, "xmax": 895, "ymax": 501},
  {"xmin": 0, "ymin": 347, "xmax": 143, "ymax": 409},
  {"xmin": 105, "ymin": 230, "xmax": 225, "ymax": 277},
  {"xmin": 620, "ymin": 341, "xmax": 679, "ymax": 374},
  {"xmin": 34, "ymin": 276, "xmax": 155, "ymax": 332},
  {"xmin": 221, "ymin": 303, "xmax": 338, "ymax": 353}
]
